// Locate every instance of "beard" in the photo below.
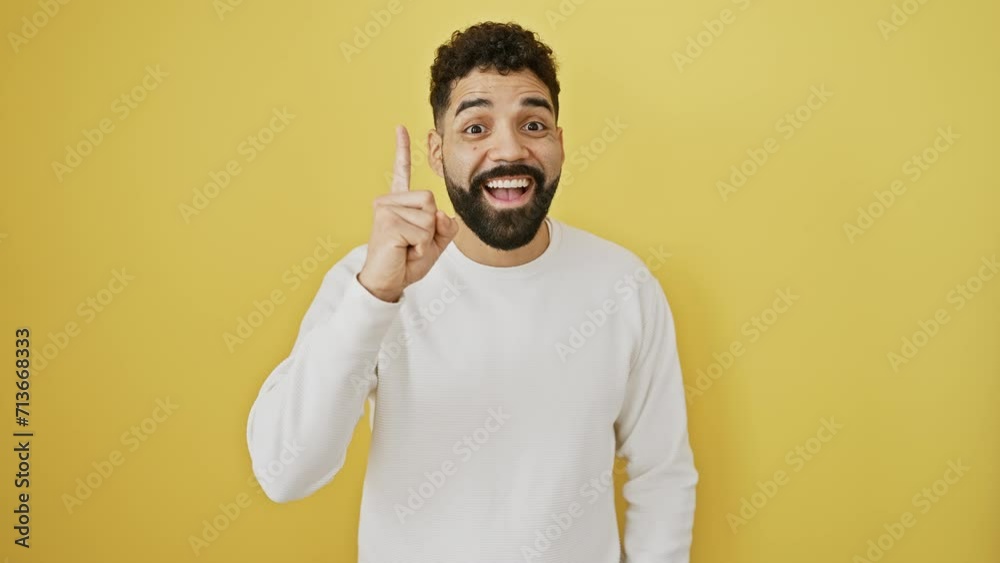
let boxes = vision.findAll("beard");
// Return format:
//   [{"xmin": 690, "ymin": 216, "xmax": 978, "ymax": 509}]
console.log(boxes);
[{"xmin": 443, "ymin": 160, "xmax": 559, "ymax": 251}]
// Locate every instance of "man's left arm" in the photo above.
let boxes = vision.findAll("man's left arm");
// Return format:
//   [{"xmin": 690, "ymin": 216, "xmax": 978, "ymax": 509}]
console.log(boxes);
[{"xmin": 614, "ymin": 272, "xmax": 698, "ymax": 563}]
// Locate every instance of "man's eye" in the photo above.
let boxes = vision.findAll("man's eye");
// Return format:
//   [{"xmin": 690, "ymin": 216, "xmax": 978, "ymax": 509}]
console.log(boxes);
[
  {"xmin": 465, "ymin": 124, "xmax": 485, "ymax": 134},
  {"xmin": 525, "ymin": 121, "xmax": 546, "ymax": 132}
]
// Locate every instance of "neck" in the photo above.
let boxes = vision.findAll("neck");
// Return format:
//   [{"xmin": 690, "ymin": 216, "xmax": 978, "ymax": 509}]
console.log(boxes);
[{"xmin": 452, "ymin": 217, "xmax": 550, "ymax": 267}]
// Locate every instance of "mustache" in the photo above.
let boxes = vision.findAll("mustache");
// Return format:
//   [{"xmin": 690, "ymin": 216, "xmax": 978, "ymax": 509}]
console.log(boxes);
[{"xmin": 471, "ymin": 164, "xmax": 546, "ymax": 190}]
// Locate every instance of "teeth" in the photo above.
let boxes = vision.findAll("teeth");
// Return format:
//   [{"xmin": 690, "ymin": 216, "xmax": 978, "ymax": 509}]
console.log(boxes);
[{"xmin": 486, "ymin": 178, "xmax": 530, "ymax": 189}]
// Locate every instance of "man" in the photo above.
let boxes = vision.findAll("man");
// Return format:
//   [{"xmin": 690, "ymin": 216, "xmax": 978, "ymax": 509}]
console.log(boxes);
[{"xmin": 246, "ymin": 21, "xmax": 698, "ymax": 563}]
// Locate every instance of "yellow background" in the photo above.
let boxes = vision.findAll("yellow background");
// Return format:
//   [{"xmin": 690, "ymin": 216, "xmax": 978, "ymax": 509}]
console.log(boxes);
[{"xmin": 1, "ymin": 0, "xmax": 997, "ymax": 561}]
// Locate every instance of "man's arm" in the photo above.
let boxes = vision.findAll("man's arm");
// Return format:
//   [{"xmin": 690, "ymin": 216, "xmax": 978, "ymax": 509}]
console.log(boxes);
[
  {"xmin": 614, "ymin": 272, "xmax": 698, "ymax": 563},
  {"xmin": 245, "ymin": 246, "xmax": 402, "ymax": 503}
]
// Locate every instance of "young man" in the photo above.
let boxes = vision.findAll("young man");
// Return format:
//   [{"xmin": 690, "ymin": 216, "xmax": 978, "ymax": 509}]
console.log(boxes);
[{"xmin": 246, "ymin": 21, "xmax": 698, "ymax": 563}]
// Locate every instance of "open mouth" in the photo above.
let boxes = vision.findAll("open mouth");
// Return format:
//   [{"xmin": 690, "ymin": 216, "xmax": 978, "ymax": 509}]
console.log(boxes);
[{"xmin": 483, "ymin": 176, "xmax": 534, "ymax": 206}]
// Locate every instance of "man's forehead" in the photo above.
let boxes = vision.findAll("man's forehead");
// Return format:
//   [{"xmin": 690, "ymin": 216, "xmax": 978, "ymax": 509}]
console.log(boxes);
[{"xmin": 448, "ymin": 69, "xmax": 551, "ymax": 109}]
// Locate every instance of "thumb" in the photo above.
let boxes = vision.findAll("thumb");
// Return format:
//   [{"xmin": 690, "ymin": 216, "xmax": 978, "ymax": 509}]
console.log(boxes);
[{"xmin": 434, "ymin": 210, "xmax": 458, "ymax": 248}]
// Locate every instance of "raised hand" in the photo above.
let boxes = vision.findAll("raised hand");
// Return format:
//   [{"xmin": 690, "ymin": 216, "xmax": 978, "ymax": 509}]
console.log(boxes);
[{"xmin": 357, "ymin": 125, "xmax": 459, "ymax": 303}]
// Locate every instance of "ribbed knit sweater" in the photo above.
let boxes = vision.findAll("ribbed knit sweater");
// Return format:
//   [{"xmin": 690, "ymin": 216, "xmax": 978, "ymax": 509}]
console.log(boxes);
[{"xmin": 246, "ymin": 216, "xmax": 698, "ymax": 563}]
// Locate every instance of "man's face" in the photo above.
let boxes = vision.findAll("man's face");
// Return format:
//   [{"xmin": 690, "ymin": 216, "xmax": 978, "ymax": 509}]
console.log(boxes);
[{"xmin": 429, "ymin": 68, "xmax": 564, "ymax": 251}]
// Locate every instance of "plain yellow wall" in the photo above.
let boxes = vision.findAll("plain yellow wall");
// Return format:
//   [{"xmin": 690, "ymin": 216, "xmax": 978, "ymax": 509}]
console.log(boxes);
[{"xmin": 1, "ymin": 0, "xmax": 997, "ymax": 561}]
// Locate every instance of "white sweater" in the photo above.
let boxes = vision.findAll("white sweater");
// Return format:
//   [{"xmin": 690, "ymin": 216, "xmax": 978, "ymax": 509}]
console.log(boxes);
[{"xmin": 246, "ymin": 216, "xmax": 698, "ymax": 563}]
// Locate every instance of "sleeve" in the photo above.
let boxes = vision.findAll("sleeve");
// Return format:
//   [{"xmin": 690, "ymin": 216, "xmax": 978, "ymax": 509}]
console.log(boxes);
[
  {"xmin": 614, "ymin": 272, "xmax": 699, "ymax": 563},
  {"xmin": 245, "ymin": 247, "xmax": 403, "ymax": 503}
]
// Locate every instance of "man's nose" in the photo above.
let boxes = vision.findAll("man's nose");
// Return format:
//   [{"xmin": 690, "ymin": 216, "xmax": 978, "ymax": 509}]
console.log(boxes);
[{"xmin": 487, "ymin": 125, "xmax": 530, "ymax": 163}]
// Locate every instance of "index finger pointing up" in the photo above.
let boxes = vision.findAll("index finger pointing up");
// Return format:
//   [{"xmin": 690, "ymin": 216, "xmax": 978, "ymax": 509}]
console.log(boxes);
[{"xmin": 391, "ymin": 125, "xmax": 411, "ymax": 194}]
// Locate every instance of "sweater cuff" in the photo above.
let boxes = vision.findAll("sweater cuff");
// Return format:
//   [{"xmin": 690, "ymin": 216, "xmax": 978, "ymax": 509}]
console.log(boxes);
[{"xmin": 325, "ymin": 273, "xmax": 404, "ymax": 354}]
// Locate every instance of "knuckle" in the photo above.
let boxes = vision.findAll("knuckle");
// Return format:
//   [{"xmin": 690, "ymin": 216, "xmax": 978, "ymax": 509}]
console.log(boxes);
[
  {"xmin": 376, "ymin": 208, "xmax": 398, "ymax": 226},
  {"xmin": 411, "ymin": 210, "xmax": 433, "ymax": 230}
]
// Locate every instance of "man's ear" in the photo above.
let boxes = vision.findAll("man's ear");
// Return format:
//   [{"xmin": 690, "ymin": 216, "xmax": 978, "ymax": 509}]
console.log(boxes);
[
  {"xmin": 557, "ymin": 125, "xmax": 565, "ymax": 168},
  {"xmin": 427, "ymin": 128, "xmax": 444, "ymax": 178}
]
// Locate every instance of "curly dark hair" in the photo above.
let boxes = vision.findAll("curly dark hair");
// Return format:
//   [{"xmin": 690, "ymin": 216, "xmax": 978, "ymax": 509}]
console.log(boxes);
[{"xmin": 429, "ymin": 21, "xmax": 561, "ymax": 130}]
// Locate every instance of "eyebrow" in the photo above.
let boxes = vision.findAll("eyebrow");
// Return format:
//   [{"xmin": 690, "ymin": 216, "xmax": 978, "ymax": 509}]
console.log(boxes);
[{"xmin": 453, "ymin": 96, "xmax": 554, "ymax": 119}]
